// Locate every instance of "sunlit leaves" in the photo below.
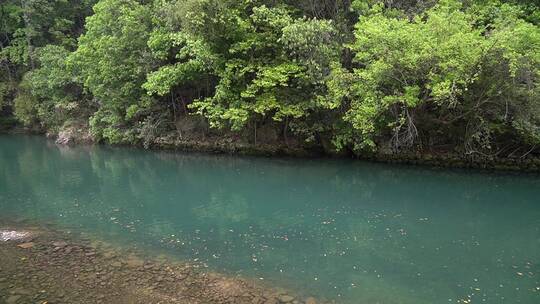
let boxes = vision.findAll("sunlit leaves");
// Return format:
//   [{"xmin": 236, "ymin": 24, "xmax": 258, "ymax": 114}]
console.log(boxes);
[
  {"xmin": 187, "ymin": 3, "xmax": 341, "ymax": 132},
  {"xmin": 2, "ymin": 0, "xmax": 538, "ymax": 154},
  {"xmin": 335, "ymin": 0, "xmax": 540, "ymax": 152},
  {"xmin": 69, "ymin": 0, "xmax": 155, "ymax": 143}
]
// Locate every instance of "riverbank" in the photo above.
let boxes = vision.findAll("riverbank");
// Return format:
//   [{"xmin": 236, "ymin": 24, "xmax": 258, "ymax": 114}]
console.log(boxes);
[
  {"xmin": 0, "ymin": 221, "xmax": 323, "ymax": 304},
  {"xmin": 152, "ymin": 137, "xmax": 540, "ymax": 172},
  {"xmin": 2, "ymin": 128, "xmax": 540, "ymax": 172}
]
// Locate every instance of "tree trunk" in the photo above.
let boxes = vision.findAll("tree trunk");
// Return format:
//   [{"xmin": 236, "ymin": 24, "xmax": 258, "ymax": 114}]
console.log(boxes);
[{"xmin": 284, "ymin": 117, "xmax": 289, "ymax": 147}]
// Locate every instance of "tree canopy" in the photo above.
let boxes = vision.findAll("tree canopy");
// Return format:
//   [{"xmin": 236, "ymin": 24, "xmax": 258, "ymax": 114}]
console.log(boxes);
[{"xmin": 1, "ymin": 0, "xmax": 539, "ymax": 157}]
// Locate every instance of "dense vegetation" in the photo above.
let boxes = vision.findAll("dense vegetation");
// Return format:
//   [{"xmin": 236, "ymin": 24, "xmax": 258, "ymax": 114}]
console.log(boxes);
[{"xmin": 1, "ymin": 0, "xmax": 539, "ymax": 158}]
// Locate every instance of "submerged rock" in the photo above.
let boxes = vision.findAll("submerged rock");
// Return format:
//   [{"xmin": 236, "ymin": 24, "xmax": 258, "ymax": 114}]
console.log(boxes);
[
  {"xmin": 0, "ymin": 223, "xmax": 316, "ymax": 304},
  {"xmin": 125, "ymin": 256, "xmax": 144, "ymax": 268},
  {"xmin": 304, "ymin": 297, "xmax": 317, "ymax": 304},
  {"xmin": 52, "ymin": 241, "xmax": 68, "ymax": 248},
  {"xmin": 11, "ymin": 287, "xmax": 32, "ymax": 295},
  {"xmin": 111, "ymin": 261, "xmax": 123, "ymax": 268},
  {"xmin": 5, "ymin": 295, "xmax": 21, "ymax": 304},
  {"xmin": 0, "ymin": 230, "xmax": 32, "ymax": 242},
  {"xmin": 278, "ymin": 294, "xmax": 295, "ymax": 303}
]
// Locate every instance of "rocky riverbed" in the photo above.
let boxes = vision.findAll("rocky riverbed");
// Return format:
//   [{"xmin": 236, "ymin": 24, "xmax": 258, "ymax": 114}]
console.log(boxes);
[{"xmin": 0, "ymin": 223, "xmax": 323, "ymax": 304}]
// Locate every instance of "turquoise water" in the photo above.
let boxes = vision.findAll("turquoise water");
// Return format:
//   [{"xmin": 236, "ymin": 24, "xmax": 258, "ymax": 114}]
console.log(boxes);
[{"xmin": 1, "ymin": 135, "xmax": 539, "ymax": 303}]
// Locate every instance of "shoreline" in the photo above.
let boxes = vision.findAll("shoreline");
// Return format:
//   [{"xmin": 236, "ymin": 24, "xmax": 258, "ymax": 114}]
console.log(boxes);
[
  {"xmin": 2, "ymin": 129, "xmax": 540, "ymax": 172},
  {"xmin": 0, "ymin": 219, "xmax": 324, "ymax": 304}
]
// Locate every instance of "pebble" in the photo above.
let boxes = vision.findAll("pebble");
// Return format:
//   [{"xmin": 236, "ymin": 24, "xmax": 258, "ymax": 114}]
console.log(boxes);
[
  {"xmin": 12, "ymin": 288, "xmax": 32, "ymax": 295},
  {"xmin": 278, "ymin": 295, "xmax": 295, "ymax": 303},
  {"xmin": 305, "ymin": 297, "xmax": 317, "ymax": 304},
  {"xmin": 6, "ymin": 295, "xmax": 22, "ymax": 304},
  {"xmin": 1, "ymin": 227, "xmax": 323, "ymax": 304},
  {"xmin": 52, "ymin": 241, "xmax": 67, "ymax": 248},
  {"xmin": 111, "ymin": 261, "xmax": 123, "ymax": 268},
  {"xmin": 126, "ymin": 256, "xmax": 144, "ymax": 268}
]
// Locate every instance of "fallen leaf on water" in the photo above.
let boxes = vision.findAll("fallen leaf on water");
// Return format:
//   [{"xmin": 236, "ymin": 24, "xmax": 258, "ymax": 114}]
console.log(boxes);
[{"xmin": 17, "ymin": 242, "xmax": 34, "ymax": 249}]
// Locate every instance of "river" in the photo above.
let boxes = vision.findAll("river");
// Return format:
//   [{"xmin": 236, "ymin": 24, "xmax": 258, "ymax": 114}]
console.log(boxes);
[{"xmin": 1, "ymin": 135, "xmax": 539, "ymax": 303}]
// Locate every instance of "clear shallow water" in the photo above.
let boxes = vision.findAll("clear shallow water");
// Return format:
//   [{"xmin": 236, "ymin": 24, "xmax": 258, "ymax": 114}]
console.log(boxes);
[{"xmin": 1, "ymin": 135, "xmax": 539, "ymax": 303}]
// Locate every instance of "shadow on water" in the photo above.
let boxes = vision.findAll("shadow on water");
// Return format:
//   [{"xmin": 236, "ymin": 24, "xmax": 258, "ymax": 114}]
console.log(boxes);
[{"xmin": 1, "ymin": 134, "xmax": 539, "ymax": 303}]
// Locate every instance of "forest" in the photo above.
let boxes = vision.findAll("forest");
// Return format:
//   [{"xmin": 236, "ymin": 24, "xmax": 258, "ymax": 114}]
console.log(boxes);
[{"xmin": 1, "ymin": 0, "xmax": 539, "ymax": 158}]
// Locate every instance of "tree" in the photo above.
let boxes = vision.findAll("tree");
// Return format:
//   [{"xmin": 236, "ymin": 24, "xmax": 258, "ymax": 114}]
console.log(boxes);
[
  {"xmin": 69, "ymin": 0, "xmax": 155, "ymax": 143},
  {"xmin": 1, "ymin": 0, "xmax": 538, "ymax": 158},
  {"xmin": 23, "ymin": 45, "xmax": 92, "ymax": 131},
  {"xmin": 1, "ymin": 0, "xmax": 94, "ymax": 128},
  {"xmin": 169, "ymin": 3, "xmax": 341, "ymax": 143},
  {"xmin": 330, "ymin": 0, "xmax": 539, "ymax": 154}
]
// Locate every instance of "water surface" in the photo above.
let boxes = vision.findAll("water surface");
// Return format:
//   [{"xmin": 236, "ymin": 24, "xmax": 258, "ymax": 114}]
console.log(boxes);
[{"xmin": 1, "ymin": 135, "xmax": 539, "ymax": 303}]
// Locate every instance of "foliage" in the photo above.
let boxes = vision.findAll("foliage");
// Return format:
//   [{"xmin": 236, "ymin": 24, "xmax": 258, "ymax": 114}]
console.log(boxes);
[
  {"xmin": 13, "ymin": 81, "xmax": 38, "ymax": 126},
  {"xmin": 184, "ymin": 3, "xmax": 341, "ymax": 135},
  {"xmin": 331, "ymin": 0, "xmax": 539, "ymax": 153},
  {"xmin": 0, "ymin": 0, "xmax": 538, "ymax": 158},
  {"xmin": 24, "ymin": 45, "xmax": 91, "ymax": 130},
  {"xmin": 69, "ymin": 0, "xmax": 155, "ymax": 143},
  {"xmin": 1, "ymin": 0, "xmax": 95, "ymax": 129}
]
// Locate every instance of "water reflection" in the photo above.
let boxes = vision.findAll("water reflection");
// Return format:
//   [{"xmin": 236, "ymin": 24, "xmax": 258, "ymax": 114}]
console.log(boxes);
[{"xmin": 1, "ymin": 135, "xmax": 539, "ymax": 303}]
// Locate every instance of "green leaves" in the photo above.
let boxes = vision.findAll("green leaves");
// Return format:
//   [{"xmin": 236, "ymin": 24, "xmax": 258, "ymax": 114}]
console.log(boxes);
[
  {"xmin": 143, "ymin": 29, "xmax": 214, "ymax": 97},
  {"xmin": 2, "ymin": 0, "xmax": 538, "ymax": 155},
  {"xmin": 336, "ymin": 0, "xmax": 540, "ymax": 152},
  {"xmin": 69, "ymin": 0, "xmax": 155, "ymax": 143},
  {"xmin": 281, "ymin": 18, "xmax": 339, "ymax": 81},
  {"xmin": 184, "ymin": 3, "xmax": 342, "ymax": 133},
  {"xmin": 23, "ymin": 45, "xmax": 80, "ymax": 129}
]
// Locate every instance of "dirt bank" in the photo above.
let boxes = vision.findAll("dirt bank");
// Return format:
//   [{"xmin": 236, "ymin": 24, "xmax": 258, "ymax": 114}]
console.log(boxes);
[{"xmin": 0, "ymin": 222, "xmax": 324, "ymax": 304}]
